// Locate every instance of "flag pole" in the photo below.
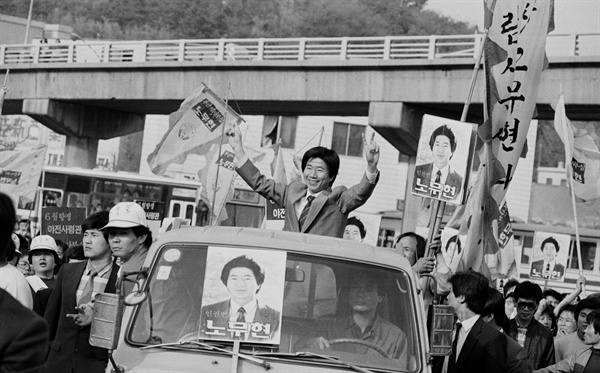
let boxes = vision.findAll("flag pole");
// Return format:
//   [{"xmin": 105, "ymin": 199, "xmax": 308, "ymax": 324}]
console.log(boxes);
[
  {"xmin": 0, "ymin": 70, "xmax": 9, "ymax": 116},
  {"xmin": 210, "ymin": 83, "xmax": 231, "ymax": 226}
]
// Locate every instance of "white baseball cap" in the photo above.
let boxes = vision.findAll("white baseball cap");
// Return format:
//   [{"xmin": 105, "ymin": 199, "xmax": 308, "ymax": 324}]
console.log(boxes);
[
  {"xmin": 29, "ymin": 235, "xmax": 59, "ymax": 262},
  {"xmin": 102, "ymin": 202, "xmax": 148, "ymax": 229}
]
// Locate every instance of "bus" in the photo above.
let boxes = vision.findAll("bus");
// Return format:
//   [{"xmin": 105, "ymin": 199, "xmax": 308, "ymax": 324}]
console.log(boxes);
[{"xmin": 17, "ymin": 166, "xmax": 203, "ymax": 226}]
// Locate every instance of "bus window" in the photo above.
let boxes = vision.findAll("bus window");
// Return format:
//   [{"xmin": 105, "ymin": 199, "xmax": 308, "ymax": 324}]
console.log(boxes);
[
  {"xmin": 185, "ymin": 204, "xmax": 194, "ymax": 221},
  {"xmin": 171, "ymin": 202, "xmax": 181, "ymax": 217},
  {"xmin": 568, "ymin": 241, "xmax": 597, "ymax": 271}
]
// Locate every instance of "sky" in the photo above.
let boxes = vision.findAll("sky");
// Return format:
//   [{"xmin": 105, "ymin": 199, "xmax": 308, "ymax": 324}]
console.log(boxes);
[{"xmin": 426, "ymin": 0, "xmax": 600, "ymax": 34}]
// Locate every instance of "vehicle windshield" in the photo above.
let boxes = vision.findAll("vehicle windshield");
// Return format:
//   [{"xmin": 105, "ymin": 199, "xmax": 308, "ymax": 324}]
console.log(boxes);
[{"xmin": 127, "ymin": 245, "xmax": 421, "ymax": 372}]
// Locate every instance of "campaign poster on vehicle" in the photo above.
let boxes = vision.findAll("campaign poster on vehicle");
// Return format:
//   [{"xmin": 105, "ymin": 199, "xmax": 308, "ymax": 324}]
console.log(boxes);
[
  {"xmin": 528, "ymin": 232, "xmax": 570, "ymax": 282},
  {"xmin": 198, "ymin": 247, "xmax": 286, "ymax": 344},
  {"xmin": 412, "ymin": 115, "xmax": 474, "ymax": 205},
  {"xmin": 344, "ymin": 212, "xmax": 381, "ymax": 246}
]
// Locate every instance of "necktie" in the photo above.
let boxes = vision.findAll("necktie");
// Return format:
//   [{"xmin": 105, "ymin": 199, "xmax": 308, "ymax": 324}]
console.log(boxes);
[
  {"xmin": 434, "ymin": 170, "xmax": 442, "ymax": 184},
  {"xmin": 79, "ymin": 269, "xmax": 98, "ymax": 306},
  {"xmin": 448, "ymin": 322, "xmax": 462, "ymax": 373},
  {"xmin": 298, "ymin": 195, "xmax": 315, "ymax": 230},
  {"xmin": 546, "ymin": 263, "xmax": 550, "ymax": 272},
  {"xmin": 236, "ymin": 307, "xmax": 246, "ymax": 323}
]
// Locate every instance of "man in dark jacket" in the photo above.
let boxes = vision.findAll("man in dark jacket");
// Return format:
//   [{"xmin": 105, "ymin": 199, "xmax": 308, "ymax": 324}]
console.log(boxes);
[
  {"xmin": 44, "ymin": 211, "xmax": 120, "ymax": 373},
  {"xmin": 508, "ymin": 281, "xmax": 555, "ymax": 370}
]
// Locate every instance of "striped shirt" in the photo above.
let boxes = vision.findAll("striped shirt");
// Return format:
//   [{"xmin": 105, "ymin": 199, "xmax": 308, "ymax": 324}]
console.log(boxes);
[{"xmin": 75, "ymin": 260, "xmax": 113, "ymax": 304}]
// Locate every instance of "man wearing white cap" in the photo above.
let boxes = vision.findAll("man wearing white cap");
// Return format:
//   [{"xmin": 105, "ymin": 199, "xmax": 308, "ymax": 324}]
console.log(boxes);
[
  {"xmin": 102, "ymin": 202, "xmax": 152, "ymax": 295},
  {"xmin": 26, "ymin": 235, "xmax": 59, "ymax": 292}
]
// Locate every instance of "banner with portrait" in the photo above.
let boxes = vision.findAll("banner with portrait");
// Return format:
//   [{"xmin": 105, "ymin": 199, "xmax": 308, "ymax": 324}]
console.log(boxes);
[
  {"xmin": 528, "ymin": 232, "xmax": 570, "ymax": 282},
  {"xmin": 412, "ymin": 115, "xmax": 475, "ymax": 205},
  {"xmin": 198, "ymin": 247, "xmax": 286, "ymax": 344}
]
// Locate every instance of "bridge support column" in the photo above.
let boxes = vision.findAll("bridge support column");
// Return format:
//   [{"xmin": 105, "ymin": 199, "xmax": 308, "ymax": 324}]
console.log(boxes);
[
  {"xmin": 64, "ymin": 136, "xmax": 99, "ymax": 168},
  {"xmin": 368, "ymin": 102, "xmax": 424, "ymax": 234}
]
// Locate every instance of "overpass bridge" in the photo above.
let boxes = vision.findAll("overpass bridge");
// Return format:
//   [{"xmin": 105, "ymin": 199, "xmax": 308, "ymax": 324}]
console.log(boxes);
[{"xmin": 1, "ymin": 33, "xmax": 598, "ymax": 167}]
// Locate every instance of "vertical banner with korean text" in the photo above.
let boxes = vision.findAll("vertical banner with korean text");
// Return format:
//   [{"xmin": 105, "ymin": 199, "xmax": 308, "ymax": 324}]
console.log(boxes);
[{"xmin": 457, "ymin": 0, "xmax": 554, "ymax": 275}]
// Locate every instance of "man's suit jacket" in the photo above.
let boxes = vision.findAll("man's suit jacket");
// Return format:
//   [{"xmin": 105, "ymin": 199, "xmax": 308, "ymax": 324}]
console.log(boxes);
[
  {"xmin": 412, "ymin": 162, "xmax": 463, "ymax": 201},
  {"xmin": 236, "ymin": 159, "xmax": 378, "ymax": 238},
  {"xmin": 44, "ymin": 261, "xmax": 120, "ymax": 373},
  {"xmin": 530, "ymin": 260, "xmax": 565, "ymax": 280},
  {"xmin": 433, "ymin": 318, "xmax": 507, "ymax": 373},
  {"xmin": 0, "ymin": 288, "xmax": 48, "ymax": 373},
  {"xmin": 199, "ymin": 299, "xmax": 280, "ymax": 341}
]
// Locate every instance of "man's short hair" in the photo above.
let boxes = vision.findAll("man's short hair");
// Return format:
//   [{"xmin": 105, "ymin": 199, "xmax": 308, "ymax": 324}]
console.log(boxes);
[
  {"xmin": 575, "ymin": 297, "xmax": 600, "ymax": 321},
  {"xmin": 0, "ymin": 193, "xmax": 16, "ymax": 259},
  {"xmin": 449, "ymin": 271, "xmax": 489, "ymax": 314},
  {"xmin": 540, "ymin": 236, "xmax": 560, "ymax": 253},
  {"xmin": 221, "ymin": 255, "xmax": 265, "ymax": 291},
  {"xmin": 131, "ymin": 225, "xmax": 153, "ymax": 248},
  {"xmin": 429, "ymin": 125, "xmax": 457, "ymax": 153},
  {"xmin": 301, "ymin": 146, "xmax": 340, "ymax": 186},
  {"xmin": 586, "ymin": 311, "xmax": 600, "ymax": 335},
  {"xmin": 513, "ymin": 281, "xmax": 543, "ymax": 303},
  {"xmin": 503, "ymin": 279, "xmax": 520, "ymax": 298},
  {"xmin": 483, "ymin": 287, "xmax": 508, "ymax": 327},
  {"xmin": 82, "ymin": 211, "xmax": 110, "ymax": 241},
  {"xmin": 543, "ymin": 289, "xmax": 563, "ymax": 302},
  {"xmin": 395, "ymin": 232, "xmax": 426, "ymax": 259},
  {"xmin": 346, "ymin": 217, "xmax": 366, "ymax": 239}
]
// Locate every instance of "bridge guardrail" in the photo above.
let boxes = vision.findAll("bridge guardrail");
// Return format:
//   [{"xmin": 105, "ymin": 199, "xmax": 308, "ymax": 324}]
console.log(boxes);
[{"xmin": 0, "ymin": 33, "xmax": 598, "ymax": 65}]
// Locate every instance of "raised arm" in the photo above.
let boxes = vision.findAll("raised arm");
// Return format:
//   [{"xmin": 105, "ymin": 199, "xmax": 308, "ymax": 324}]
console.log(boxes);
[{"xmin": 363, "ymin": 133, "xmax": 380, "ymax": 175}]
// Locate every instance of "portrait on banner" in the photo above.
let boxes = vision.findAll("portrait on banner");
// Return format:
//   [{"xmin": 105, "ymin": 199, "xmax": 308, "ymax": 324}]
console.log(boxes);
[
  {"xmin": 198, "ymin": 247, "xmax": 286, "ymax": 344},
  {"xmin": 411, "ymin": 115, "xmax": 474, "ymax": 205},
  {"xmin": 528, "ymin": 232, "xmax": 570, "ymax": 282}
]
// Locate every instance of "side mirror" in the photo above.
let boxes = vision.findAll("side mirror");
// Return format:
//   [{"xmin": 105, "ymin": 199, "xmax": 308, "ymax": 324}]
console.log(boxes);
[
  {"xmin": 285, "ymin": 267, "xmax": 305, "ymax": 282},
  {"xmin": 89, "ymin": 292, "xmax": 124, "ymax": 350},
  {"xmin": 429, "ymin": 304, "xmax": 454, "ymax": 356}
]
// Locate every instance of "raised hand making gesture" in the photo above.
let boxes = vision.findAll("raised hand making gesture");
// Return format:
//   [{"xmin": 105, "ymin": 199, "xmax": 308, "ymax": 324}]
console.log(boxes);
[{"xmin": 362, "ymin": 132, "xmax": 380, "ymax": 175}]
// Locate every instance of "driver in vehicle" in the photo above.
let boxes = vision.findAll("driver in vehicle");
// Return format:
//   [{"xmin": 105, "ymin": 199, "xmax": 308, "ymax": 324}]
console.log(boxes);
[{"xmin": 296, "ymin": 272, "xmax": 408, "ymax": 361}]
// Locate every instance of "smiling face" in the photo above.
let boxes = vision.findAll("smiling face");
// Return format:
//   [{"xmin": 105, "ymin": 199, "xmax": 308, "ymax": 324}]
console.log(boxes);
[
  {"xmin": 343, "ymin": 225, "xmax": 363, "ymax": 242},
  {"xmin": 226, "ymin": 267, "xmax": 259, "ymax": 306},
  {"xmin": 542, "ymin": 242, "xmax": 558, "ymax": 262},
  {"xmin": 349, "ymin": 276, "xmax": 382, "ymax": 314},
  {"xmin": 30, "ymin": 251, "xmax": 56, "ymax": 277},
  {"xmin": 83, "ymin": 229, "xmax": 111, "ymax": 261},
  {"xmin": 303, "ymin": 158, "xmax": 333, "ymax": 194},
  {"xmin": 432, "ymin": 135, "xmax": 453, "ymax": 169},
  {"xmin": 108, "ymin": 228, "xmax": 144, "ymax": 262}
]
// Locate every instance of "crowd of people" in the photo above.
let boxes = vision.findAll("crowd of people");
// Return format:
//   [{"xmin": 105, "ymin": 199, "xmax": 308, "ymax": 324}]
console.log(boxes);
[{"xmin": 1, "ymin": 129, "xmax": 599, "ymax": 373}]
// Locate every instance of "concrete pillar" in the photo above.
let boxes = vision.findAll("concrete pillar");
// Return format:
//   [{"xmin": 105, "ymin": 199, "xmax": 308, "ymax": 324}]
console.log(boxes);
[
  {"xmin": 368, "ymin": 102, "xmax": 425, "ymax": 234},
  {"xmin": 64, "ymin": 136, "xmax": 98, "ymax": 168},
  {"xmin": 116, "ymin": 131, "xmax": 144, "ymax": 172}
]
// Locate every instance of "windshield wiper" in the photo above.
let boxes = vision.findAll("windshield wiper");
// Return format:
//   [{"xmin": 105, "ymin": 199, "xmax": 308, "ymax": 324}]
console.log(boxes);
[
  {"xmin": 141, "ymin": 340, "xmax": 270, "ymax": 370},
  {"xmin": 254, "ymin": 351, "xmax": 374, "ymax": 373}
]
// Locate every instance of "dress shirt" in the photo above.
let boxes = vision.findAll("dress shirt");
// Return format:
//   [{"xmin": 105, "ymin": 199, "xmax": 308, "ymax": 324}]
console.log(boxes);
[
  {"xmin": 542, "ymin": 260, "xmax": 556, "ymax": 275},
  {"xmin": 75, "ymin": 260, "xmax": 113, "ymax": 304},
  {"xmin": 229, "ymin": 299, "xmax": 258, "ymax": 324},
  {"xmin": 443, "ymin": 314, "xmax": 480, "ymax": 372},
  {"xmin": 432, "ymin": 164, "xmax": 451, "ymax": 185}
]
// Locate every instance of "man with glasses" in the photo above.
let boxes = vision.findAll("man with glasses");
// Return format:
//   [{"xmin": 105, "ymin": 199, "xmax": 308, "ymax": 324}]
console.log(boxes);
[{"xmin": 508, "ymin": 281, "xmax": 555, "ymax": 370}]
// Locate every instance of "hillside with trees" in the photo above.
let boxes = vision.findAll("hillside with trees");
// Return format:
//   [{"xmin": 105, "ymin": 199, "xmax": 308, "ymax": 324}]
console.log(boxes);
[{"xmin": 1, "ymin": 0, "xmax": 476, "ymax": 40}]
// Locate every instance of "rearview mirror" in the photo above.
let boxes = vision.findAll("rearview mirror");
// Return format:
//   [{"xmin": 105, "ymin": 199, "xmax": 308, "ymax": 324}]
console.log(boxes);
[{"xmin": 285, "ymin": 267, "xmax": 305, "ymax": 282}]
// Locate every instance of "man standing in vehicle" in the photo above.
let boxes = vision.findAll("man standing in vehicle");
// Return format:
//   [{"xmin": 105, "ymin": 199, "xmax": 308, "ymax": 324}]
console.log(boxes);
[
  {"xmin": 102, "ymin": 202, "xmax": 152, "ymax": 295},
  {"xmin": 227, "ymin": 122, "xmax": 380, "ymax": 238}
]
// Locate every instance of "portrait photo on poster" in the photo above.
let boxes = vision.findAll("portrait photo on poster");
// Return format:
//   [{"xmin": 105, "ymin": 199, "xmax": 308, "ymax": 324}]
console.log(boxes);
[
  {"xmin": 198, "ymin": 247, "xmax": 286, "ymax": 344},
  {"xmin": 343, "ymin": 212, "xmax": 382, "ymax": 246},
  {"xmin": 528, "ymin": 231, "xmax": 571, "ymax": 282},
  {"xmin": 412, "ymin": 115, "xmax": 474, "ymax": 205}
]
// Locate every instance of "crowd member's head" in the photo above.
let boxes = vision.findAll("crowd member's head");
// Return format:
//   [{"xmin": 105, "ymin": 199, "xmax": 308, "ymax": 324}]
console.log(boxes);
[
  {"xmin": 538, "ymin": 305, "xmax": 557, "ymax": 335},
  {"xmin": 102, "ymin": 202, "xmax": 151, "ymax": 263},
  {"xmin": 539, "ymin": 237, "xmax": 560, "ymax": 263},
  {"xmin": 28, "ymin": 235, "xmax": 59, "ymax": 280},
  {"xmin": 574, "ymin": 297, "xmax": 600, "ymax": 339},
  {"xmin": 54, "ymin": 239, "xmax": 68, "ymax": 262},
  {"xmin": 542, "ymin": 289, "xmax": 562, "ymax": 308},
  {"xmin": 448, "ymin": 271, "xmax": 489, "ymax": 316},
  {"xmin": 394, "ymin": 232, "xmax": 426, "ymax": 266},
  {"xmin": 220, "ymin": 255, "xmax": 265, "ymax": 306},
  {"xmin": 513, "ymin": 281, "xmax": 543, "ymax": 326},
  {"xmin": 556, "ymin": 304, "xmax": 578, "ymax": 336},
  {"xmin": 482, "ymin": 287, "xmax": 510, "ymax": 331},
  {"xmin": 343, "ymin": 217, "xmax": 366, "ymax": 242},
  {"xmin": 503, "ymin": 278, "xmax": 519, "ymax": 298},
  {"xmin": 584, "ymin": 311, "xmax": 600, "ymax": 347},
  {"xmin": 0, "ymin": 193, "xmax": 16, "ymax": 260},
  {"xmin": 63, "ymin": 244, "xmax": 85, "ymax": 263},
  {"xmin": 82, "ymin": 211, "xmax": 111, "ymax": 262},
  {"xmin": 429, "ymin": 125, "xmax": 457, "ymax": 169},
  {"xmin": 301, "ymin": 146, "xmax": 340, "ymax": 193}
]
